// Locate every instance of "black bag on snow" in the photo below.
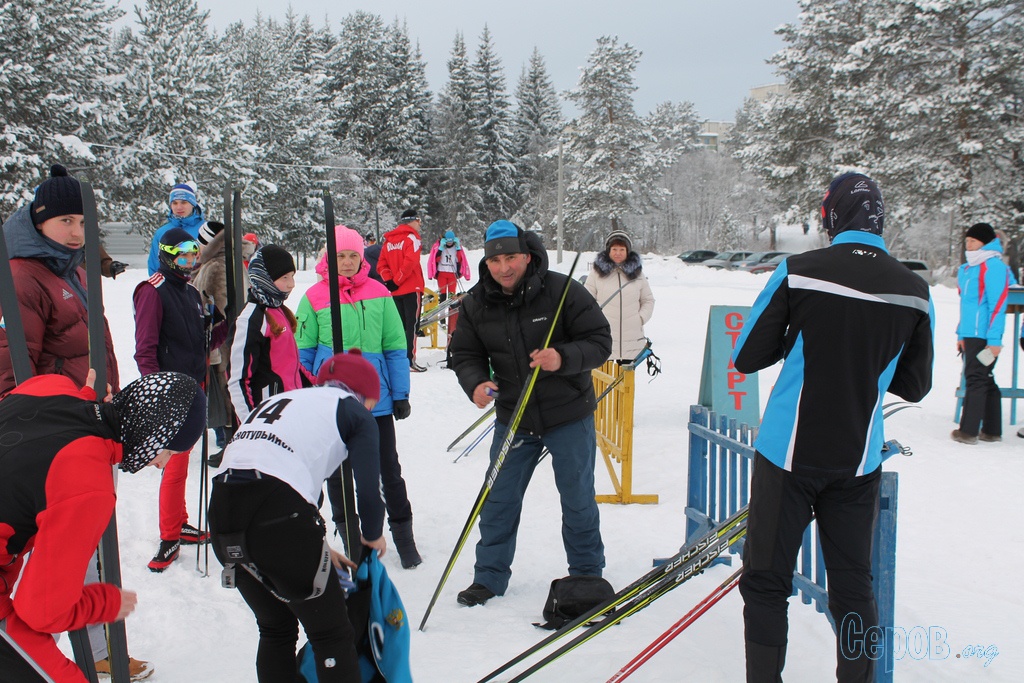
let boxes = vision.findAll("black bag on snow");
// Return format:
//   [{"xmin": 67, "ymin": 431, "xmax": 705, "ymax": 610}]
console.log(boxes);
[{"xmin": 536, "ymin": 575, "xmax": 615, "ymax": 630}]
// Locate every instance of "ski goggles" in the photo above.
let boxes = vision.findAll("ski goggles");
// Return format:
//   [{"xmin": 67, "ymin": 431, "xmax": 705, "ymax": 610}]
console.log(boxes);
[{"xmin": 159, "ymin": 240, "xmax": 200, "ymax": 256}]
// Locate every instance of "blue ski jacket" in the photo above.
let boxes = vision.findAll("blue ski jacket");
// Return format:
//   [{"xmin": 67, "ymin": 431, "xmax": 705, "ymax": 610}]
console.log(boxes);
[{"xmin": 956, "ymin": 240, "xmax": 1010, "ymax": 346}]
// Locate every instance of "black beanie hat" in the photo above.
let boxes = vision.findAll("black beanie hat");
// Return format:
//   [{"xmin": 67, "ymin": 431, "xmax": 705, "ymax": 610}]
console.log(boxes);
[
  {"xmin": 258, "ymin": 244, "xmax": 296, "ymax": 281},
  {"xmin": 399, "ymin": 209, "xmax": 420, "ymax": 222},
  {"xmin": 821, "ymin": 172, "xmax": 884, "ymax": 241},
  {"xmin": 31, "ymin": 164, "xmax": 83, "ymax": 226},
  {"xmin": 965, "ymin": 222, "xmax": 997, "ymax": 245}
]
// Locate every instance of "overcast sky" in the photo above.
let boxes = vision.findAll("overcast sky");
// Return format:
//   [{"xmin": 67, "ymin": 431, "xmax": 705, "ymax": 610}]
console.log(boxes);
[{"xmin": 119, "ymin": 0, "xmax": 802, "ymax": 122}]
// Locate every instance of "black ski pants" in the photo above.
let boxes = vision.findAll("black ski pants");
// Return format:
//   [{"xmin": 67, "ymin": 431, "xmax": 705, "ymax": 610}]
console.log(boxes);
[
  {"xmin": 392, "ymin": 291, "xmax": 420, "ymax": 363},
  {"xmin": 740, "ymin": 453, "xmax": 881, "ymax": 683},
  {"xmin": 209, "ymin": 475, "xmax": 360, "ymax": 683},
  {"xmin": 959, "ymin": 337, "xmax": 1002, "ymax": 437}
]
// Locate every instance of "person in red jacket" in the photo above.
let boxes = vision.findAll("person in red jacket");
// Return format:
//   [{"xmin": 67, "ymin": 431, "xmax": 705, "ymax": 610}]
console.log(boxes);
[
  {"xmin": 0, "ymin": 163, "xmax": 147, "ymax": 679},
  {"xmin": 377, "ymin": 209, "xmax": 426, "ymax": 372},
  {"xmin": 0, "ymin": 371, "xmax": 206, "ymax": 683},
  {"xmin": 0, "ymin": 164, "xmax": 119, "ymax": 397}
]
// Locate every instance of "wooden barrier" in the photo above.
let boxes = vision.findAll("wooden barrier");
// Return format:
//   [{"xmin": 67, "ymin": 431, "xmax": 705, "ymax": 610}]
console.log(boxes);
[{"xmin": 593, "ymin": 360, "xmax": 658, "ymax": 504}]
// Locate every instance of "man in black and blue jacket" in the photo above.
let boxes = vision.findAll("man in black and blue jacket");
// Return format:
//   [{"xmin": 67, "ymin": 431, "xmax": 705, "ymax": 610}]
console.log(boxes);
[{"xmin": 732, "ymin": 173, "xmax": 933, "ymax": 682}]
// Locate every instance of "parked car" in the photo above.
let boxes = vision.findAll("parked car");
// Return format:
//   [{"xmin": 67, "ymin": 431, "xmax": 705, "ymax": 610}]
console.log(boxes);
[
  {"xmin": 747, "ymin": 253, "xmax": 792, "ymax": 274},
  {"xmin": 735, "ymin": 251, "xmax": 792, "ymax": 273},
  {"xmin": 900, "ymin": 259, "xmax": 934, "ymax": 285},
  {"xmin": 702, "ymin": 250, "xmax": 753, "ymax": 269},
  {"xmin": 677, "ymin": 249, "xmax": 718, "ymax": 265}
]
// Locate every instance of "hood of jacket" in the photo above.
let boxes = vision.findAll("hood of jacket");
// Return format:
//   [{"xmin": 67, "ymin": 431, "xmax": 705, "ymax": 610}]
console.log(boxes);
[
  {"xmin": 592, "ymin": 250, "xmax": 643, "ymax": 280},
  {"xmin": 2, "ymin": 205, "xmax": 86, "ymax": 279}
]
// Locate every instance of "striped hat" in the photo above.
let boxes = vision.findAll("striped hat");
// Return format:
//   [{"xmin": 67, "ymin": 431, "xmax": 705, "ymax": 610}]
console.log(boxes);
[{"xmin": 168, "ymin": 181, "xmax": 199, "ymax": 208}]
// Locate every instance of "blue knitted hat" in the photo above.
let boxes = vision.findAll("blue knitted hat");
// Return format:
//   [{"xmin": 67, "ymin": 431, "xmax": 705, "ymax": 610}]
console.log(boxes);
[
  {"xmin": 484, "ymin": 220, "xmax": 525, "ymax": 258},
  {"xmin": 169, "ymin": 182, "xmax": 199, "ymax": 208}
]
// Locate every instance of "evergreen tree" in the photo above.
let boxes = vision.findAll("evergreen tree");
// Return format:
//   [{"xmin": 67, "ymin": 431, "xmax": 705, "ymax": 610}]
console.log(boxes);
[
  {"xmin": 470, "ymin": 26, "xmax": 519, "ymax": 224},
  {"xmin": 328, "ymin": 11, "xmax": 431, "ymax": 226},
  {"xmin": 642, "ymin": 101, "xmax": 701, "ymax": 249},
  {"xmin": 0, "ymin": 0, "xmax": 122, "ymax": 213},
  {"xmin": 732, "ymin": 0, "xmax": 1024, "ymax": 261},
  {"xmin": 383, "ymin": 20, "xmax": 432, "ymax": 224},
  {"xmin": 512, "ymin": 48, "xmax": 564, "ymax": 239},
  {"xmin": 104, "ymin": 0, "xmax": 259, "ymax": 234},
  {"xmin": 563, "ymin": 36, "xmax": 667, "ymax": 248},
  {"xmin": 221, "ymin": 13, "xmax": 337, "ymax": 257},
  {"xmin": 428, "ymin": 33, "xmax": 484, "ymax": 240}
]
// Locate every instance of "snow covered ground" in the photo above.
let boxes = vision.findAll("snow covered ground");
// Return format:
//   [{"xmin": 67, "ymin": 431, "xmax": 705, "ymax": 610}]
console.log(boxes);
[{"xmin": 59, "ymin": 223, "xmax": 1021, "ymax": 681}]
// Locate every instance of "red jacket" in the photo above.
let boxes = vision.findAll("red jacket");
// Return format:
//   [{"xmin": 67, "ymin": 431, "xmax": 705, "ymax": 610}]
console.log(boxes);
[
  {"xmin": 0, "ymin": 257, "xmax": 120, "ymax": 397},
  {"xmin": 376, "ymin": 222, "xmax": 424, "ymax": 296},
  {"xmin": 0, "ymin": 375, "xmax": 123, "ymax": 682}
]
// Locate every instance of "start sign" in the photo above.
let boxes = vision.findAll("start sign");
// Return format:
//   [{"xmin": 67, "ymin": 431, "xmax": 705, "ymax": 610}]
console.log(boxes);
[{"xmin": 697, "ymin": 305, "xmax": 760, "ymax": 425}]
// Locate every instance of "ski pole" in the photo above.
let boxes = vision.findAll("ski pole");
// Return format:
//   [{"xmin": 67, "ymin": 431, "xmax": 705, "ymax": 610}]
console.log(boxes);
[
  {"xmin": 419, "ymin": 252, "xmax": 582, "ymax": 631},
  {"xmin": 323, "ymin": 191, "xmax": 362, "ymax": 563},
  {"xmin": 196, "ymin": 304, "xmax": 214, "ymax": 577},
  {"xmin": 453, "ymin": 422, "xmax": 494, "ymax": 463},
  {"xmin": 606, "ymin": 569, "xmax": 741, "ymax": 682},
  {"xmin": 447, "ymin": 406, "xmax": 496, "ymax": 452}
]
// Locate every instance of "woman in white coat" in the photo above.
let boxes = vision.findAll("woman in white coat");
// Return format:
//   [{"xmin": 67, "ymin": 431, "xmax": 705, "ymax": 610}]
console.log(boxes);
[{"xmin": 585, "ymin": 230, "xmax": 655, "ymax": 362}]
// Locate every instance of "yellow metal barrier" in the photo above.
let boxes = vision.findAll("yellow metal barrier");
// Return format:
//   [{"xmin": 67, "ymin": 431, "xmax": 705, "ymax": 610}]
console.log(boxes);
[
  {"xmin": 420, "ymin": 287, "xmax": 440, "ymax": 349},
  {"xmin": 592, "ymin": 360, "xmax": 658, "ymax": 504}
]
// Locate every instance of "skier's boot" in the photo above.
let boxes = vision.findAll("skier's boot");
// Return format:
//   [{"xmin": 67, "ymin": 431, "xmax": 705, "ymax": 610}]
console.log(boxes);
[
  {"xmin": 147, "ymin": 539, "xmax": 180, "ymax": 572},
  {"xmin": 390, "ymin": 519, "xmax": 422, "ymax": 569},
  {"xmin": 744, "ymin": 641, "xmax": 786, "ymax": 683},
  {"xmin": 457, "ymin": 583, "xmax": 495, "ymax": 607}
]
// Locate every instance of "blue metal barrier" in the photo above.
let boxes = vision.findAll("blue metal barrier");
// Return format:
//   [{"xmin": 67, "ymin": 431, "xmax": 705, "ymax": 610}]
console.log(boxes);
[{"xmin": 685, "ymin": 404, "xmax": 898, "ymax": 683}]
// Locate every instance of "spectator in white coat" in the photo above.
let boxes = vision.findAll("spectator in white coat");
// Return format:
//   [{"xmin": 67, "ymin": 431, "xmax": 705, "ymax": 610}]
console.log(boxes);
[{"xmin": 584, "ymin": 230, "xmax": 655, "ymax": 362}]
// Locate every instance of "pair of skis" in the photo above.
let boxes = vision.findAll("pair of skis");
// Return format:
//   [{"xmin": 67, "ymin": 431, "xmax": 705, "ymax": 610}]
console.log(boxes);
[
  {"xmin": 418, "ymin": 291, "xmax": 466, "ymax": 330},
  {"xmin": 474, "ymin": 505, "xmax": 749, "ymax": 682},
  {"xmin": 193, "ymin": 188, "xmax": 246, "ymax": 577},
  {"xmin": 0, "ymin": 184, "xmax": 131, "ymax": 682}
]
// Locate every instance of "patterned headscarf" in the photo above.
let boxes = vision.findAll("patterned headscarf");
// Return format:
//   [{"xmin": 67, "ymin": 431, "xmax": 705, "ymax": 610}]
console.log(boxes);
[
  {"xmin": 113, "ymin": 372, "xmax": 204, "ymax": 473},
  {"xmin": 248, "ymin": 247, "xmax": 288, "ymax": 308}
]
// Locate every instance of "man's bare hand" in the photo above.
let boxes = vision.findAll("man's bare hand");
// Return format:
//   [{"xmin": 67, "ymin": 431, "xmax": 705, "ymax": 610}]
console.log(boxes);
[
  {"xmin": 529, "ymin": 348, "xmax": 562, "ymax": 372},
  {"xmin": 473, "ymin": 381, "xmax": 499, "ymax": 408}
]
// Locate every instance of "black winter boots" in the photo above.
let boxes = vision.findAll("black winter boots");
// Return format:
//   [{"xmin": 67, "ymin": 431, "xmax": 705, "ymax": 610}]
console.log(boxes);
[
  {"xmin": 390, "ymin": 519, "xmax": 422, "ymax": 569},
  {"xmin": 745, "ymin": 641, "xmax": 786, "ymax": 683}
]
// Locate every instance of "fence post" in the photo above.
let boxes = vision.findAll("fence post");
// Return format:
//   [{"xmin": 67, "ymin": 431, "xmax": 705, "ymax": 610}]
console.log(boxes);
[
  {"xmin": 874, "ymin": 472, "xmax": 898, "ymax": 683},
  {"xmin": 686, "ymin": 405, "xmax": 709, "ymax": 541}
]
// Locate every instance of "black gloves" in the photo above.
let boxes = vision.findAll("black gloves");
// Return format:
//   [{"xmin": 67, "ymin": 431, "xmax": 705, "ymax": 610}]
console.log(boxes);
[
  {"xmin": 384, "ymin": 279, "xmax": 400, "ymax": 292},
  {"xmin": 109, "ymin": 261, "xmax": 128, "ymax": 278},
  {"xmin": 393, "ymin": 399, "xmax": 411, "ymax": 420}
]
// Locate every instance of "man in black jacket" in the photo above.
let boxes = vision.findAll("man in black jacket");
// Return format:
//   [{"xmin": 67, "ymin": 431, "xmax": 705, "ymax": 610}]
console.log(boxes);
[
  {"xmin": 732, "ymin": 173, "xmax": 933, "ymax": 682},
  {"xmin": 449, "ymin": 220, "xmax": 612, "ymax": 606}
]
